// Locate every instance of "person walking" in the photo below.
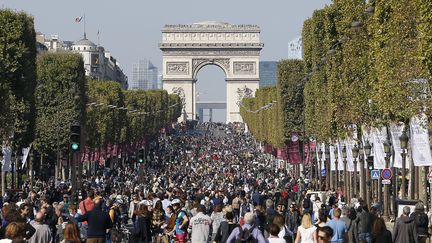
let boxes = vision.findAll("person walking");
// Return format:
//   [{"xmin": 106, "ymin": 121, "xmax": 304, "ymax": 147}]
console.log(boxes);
[
  {"xmin": 371, "ymin": 217, "xmax": 391, "ymax": 243},
  {"xmin": 294, "ymin": 213, "xmax": 317, "ymax": 243},
  {"xmin": 189, "ymin": 205, "xmax": 212, "ymax": 243},
  {"xmin": 267, "ymin": 224, "xmax": 286, "ymax": 243},
  {"xmin": 133, "ymin": 203, "xmax": 153, "ymax": 243},
  {"xmin": 393, "ymin": 206, "xmax": 418, "ymax": 243},
  {"xmin": 76, "ymin": 197, "xmax": 113, "ymax": 243},
  {"xmin": 226, "ymin": 212, "xmax": 265, "ymax": 243},
  {"xmin": 213, "ymin": 211, "xmax": 238, "ymax": 243},
  {"xmin": 326, "ymin": 208, "xmax": 347, "ymax": 243},
  {"xmin": 61, "ymin": 222, "xmax": 81, "ymax": 243},
  {"xmin": 411, "ymin": 202, "xmax": 429, "ymax": 243},
  {"xmin": 28, "ymin": 211, "xmax": 52, "ymax": 243}
]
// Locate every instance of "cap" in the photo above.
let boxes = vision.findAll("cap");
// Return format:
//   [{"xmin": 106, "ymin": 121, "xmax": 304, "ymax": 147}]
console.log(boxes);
[{"xmin": 171, "ymin": 198, "xmax": 181, "ymax": 205}]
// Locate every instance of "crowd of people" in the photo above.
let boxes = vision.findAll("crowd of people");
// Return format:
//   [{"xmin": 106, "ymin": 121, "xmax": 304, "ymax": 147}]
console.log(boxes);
[{"xmin": 0, "ymin": 122, "xmax": 431, "ymax": 243}]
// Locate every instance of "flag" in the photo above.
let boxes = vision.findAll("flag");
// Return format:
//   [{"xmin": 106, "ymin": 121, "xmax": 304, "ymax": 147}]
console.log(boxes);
[{"xmin": 75, "ymin": 16, "xmax": 83, "ymax": 23}]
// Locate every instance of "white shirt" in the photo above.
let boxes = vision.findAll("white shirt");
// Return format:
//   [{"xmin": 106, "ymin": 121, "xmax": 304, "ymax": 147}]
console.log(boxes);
[
  {"xmin": 297, "ymin": 225, "xmax": 317, "ymax": 243},
  {"xmin": 267, "ymin": 237, "xmax": 286, "ymax": 243}
]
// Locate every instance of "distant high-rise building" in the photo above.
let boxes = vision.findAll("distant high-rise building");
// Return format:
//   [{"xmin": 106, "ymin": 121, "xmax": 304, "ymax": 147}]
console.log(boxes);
[
  {"xmin": 288, "ymin": 37, "xmax": 303, "ymax": 60},
  {"xmin": 130, "ymin": 59, "xmax": 158, "ymax": 90},
  {"xmin": 259, "ymin": 61, "xmax": 278, "ymax": 88}
]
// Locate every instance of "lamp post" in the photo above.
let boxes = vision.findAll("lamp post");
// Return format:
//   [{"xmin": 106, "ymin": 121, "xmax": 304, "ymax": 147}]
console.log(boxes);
[
  {"xmin": 318, "ymin": 149, "xmax": 323, "ymax": 190},
  {"xmin": 400, "ymin": 129, "xmax": 409, "ymax": 199},
  {"xmin": 325, "ymin": 146, "xmax": 331, "ymax": 190},
  {"xmin": 359, "ymin": 144, "xmax": 366, "ymax": 201},
  {"xmin": 342, "ymin": 145, "xmax": 348, "ymax": 203},
  {"xmin": 352, "ymin": 145, "xmax": 359, "ymax": 198},
  {"xmin": 334, "ymin": 145, "xmax": 339, "ymax": 191},
  {"xmin": 364, "ymin": 141, "xmax": 372, "ymax": 207},
  {"xmin": 383, "ymin": 138, "xmax": 391, "ymax": 221}
]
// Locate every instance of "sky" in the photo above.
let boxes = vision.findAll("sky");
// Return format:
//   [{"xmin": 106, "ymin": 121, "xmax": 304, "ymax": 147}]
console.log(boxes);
[{"xmin": 2, "ymin": 0, "xmax": 331, "ymax": 122}]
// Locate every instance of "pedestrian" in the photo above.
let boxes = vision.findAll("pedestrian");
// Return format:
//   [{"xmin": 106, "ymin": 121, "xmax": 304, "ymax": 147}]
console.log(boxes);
[
  {"xmin": 411, "ymin": 201, "xmax": 429, "ymax": 243},
  {"xmin": 294, "ymin": 213, "xmax": 317, "ymax": 243},
  {"xmin": 317, "ymin": 226, "xmax": 333, "ymax": 243},
  {"xmin": 393, "ymin": 206, "xmax": 418, "ymax": 243},
  {"xmin": 61, "ymin": 222, "xmax": 81, "ymax": 243},
  {"xmin": 211, "ymin": 205, "xmax": 225, "ymax": 241},
  {"xmin": 355, "ymin": 203, "xmax": 372, "ymax": 243},
  {"xmin": 286, "ymin": 202, "xmax": 300, "ymax": 239},
  {"xmin": 213, "ymin": 211, "xmax": 238, "ymax": 243},
  {"xmin": 133, "ymin": 203, "xmax": 153, "ymax": 243},
  {"xmin": 0, "ymin": 222, "xmax": 26, "ymax": 243},
  {"xmin": 172, "ymin": 199, "xmax": 189, "ymax": 243},
  {"xmin": 371, "ymin": 217, "xmax": 391, "ymax": 243},
  {"xmin": 28, "ymin": 211, "xmax": 52, "ymax": 243},
  {"xmin": 326, "ymin": 208, "xmax": 347, "ymax": 243},
  {"xmin": 226, "ymin": 212, "xmax": 265, "ymax": 243},
  {"xmin": 76, "ymin": 197, "xmax": 112, "ymax": 243},
  {"xmin": 189, "ymin": 204, "xmax": 212, "ymax": 243},
  {"xmin": 273, "ymin": 214, "xmax": 293, "ymax": 242},
  {"xmin": 267, "ymin": 223, "xmax": 286, "ymax": 243}
]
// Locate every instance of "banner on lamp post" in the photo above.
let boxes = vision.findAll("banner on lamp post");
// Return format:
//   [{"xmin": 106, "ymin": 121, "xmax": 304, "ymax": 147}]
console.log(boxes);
[
  {"xmin": 1, "ymin": 146, "xmax": 12, "ymax": 172},
  {"xmin": 410, "ymin": 114, "xmax": 432, "ymax": 166},
  {"xmin": 287, "ymin": 133, "xmax": 301, "ymax": 164},
  {"xmin": 390, "ymin": 123, "xmax": 405, "ymax": 168}
]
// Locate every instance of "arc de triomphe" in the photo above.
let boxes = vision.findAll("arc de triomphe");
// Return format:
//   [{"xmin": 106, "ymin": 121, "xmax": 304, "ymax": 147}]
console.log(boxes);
[{"xmin": 160, "ymin": 21, "xmax": 263, "ymax": 122}]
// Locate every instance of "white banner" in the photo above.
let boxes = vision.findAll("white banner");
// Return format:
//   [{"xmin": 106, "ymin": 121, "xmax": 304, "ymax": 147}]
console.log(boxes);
[
  {"xmin": 330, "ymin": 145, "xmax": 336, "ymax": 171},
  {"xmin": 1, "ymin": 146, "xmax": 12, "ymax": 172},
  {"xmin": 336, "ymin": 140, "xmax": 344, "ymax": 171},
  {"xmin": 21, "ymin": 146, "xmax": 31, "ymax": 169},
  {"xmin": 390, "ymin": 123, "xmax": 405, "ymax": 168},
  {"xmin": 371, "ymin": 126, "xmax": 387, "ymax": 169},
  {"xmin": 345, "ymin": 138, "xmax": 357, "ymax": 172},
  {"xmin": 410, "ymin": 114, "xmax": 432, "ymax": 166}
]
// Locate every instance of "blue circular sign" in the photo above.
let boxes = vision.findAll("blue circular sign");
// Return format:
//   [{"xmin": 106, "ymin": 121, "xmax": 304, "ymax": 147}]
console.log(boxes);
[{"xmin": 381, "ymin": 168, "xmax": 392, "ymax": 180}]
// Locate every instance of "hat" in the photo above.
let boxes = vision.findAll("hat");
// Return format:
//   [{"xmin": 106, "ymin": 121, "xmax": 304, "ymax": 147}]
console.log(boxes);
[{"xmin": 171, "ymin": 198, "xmax": 181, "ymax": 205}]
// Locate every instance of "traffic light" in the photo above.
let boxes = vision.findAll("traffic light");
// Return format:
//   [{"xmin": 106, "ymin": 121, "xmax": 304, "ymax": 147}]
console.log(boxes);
[
  {"xmin": 138, "ymin": 149, "xmax": 144, "ymax": 163},
  {"xmin": 70, "ymin": 124, "xmax": 80, "ymax": 152},
  {"xmin": 367, "ymin": 159, "xmax": 374, "ymax": 170}
]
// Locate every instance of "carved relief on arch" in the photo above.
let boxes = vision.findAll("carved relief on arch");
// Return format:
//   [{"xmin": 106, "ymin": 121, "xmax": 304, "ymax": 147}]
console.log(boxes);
[{"xmin": 192, "ymin": 58, "xmax": 230, "ymax": 77}]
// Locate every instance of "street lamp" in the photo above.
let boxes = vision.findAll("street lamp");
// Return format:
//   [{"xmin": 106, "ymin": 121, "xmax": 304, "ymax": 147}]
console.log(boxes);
[
  {"xmin": 383, "ymin": 137, "xmax": 392, "ymax": 221},
  {"xmin": 325, "ymin": 146, "xmax": 330, "ymax": 190},
  {"xmin": 399, "ymin": 129, "xmax": 409, "ymax": 199},
  {"xmin": 342, "ymin": 145, "xmax": 348, "ymax": 202},
  {"xmin": 334, "ymin": 145, "xmax": 339, "ymax": 191},
  {"xmin": 352, "ymin": 144, "xmax": 360, "ymax": 197},
  {"xmin": 364, "ymin": 140, "xmax": 372, "ymax": 207},
  {"xmin": 318, "ymin": 149, "xmax": 323, "ymax": 189}
]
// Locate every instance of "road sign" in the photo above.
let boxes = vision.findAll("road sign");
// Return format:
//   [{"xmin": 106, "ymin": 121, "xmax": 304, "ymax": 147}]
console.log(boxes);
[
  {"xmin": 321, "ymin": 169, "xmax": 326, "ymax": 177},
  {"xmin": 381, "ymin": 168, "xmax": 393, "ymax": 180},
  {"xmin": 428, "ymin": 170, "xmax": 432, "ymax": 179},
  {"xmin": 371, "ymin": 170, "xmax": 381, "ymax": 180},
  {"xmin": 382, "ymin": 179, "xmax": 391, "ymax": 185}
]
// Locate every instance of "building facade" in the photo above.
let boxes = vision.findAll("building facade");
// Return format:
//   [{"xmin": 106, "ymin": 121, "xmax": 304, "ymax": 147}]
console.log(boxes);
[
  {"xmin": 130, "ymin": 59, "xmax": 159, "ymax": 90},
  {"xmin": 36, "ymin": 33, "xmax": 128, "ymax": 89},
  {"xmin": 287, "ymin": 36, "xmax": 303, "ymax": 60},
  {"xmin": 259, "ymin": 61, "xmax": 278, "ymax": 87},
  {"xmin": 160, "ymin": 21, "xmax": 263, "ymax": 122}
]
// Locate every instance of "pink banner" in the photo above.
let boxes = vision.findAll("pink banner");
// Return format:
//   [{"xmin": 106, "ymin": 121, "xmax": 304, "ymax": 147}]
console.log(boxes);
[
  {"xmin": 303, "ymin": 141, "xmax": 316, "ymax": 166},
  {"xmin": 277, "ymin": 148, "xmax": 288, "ymax": 160},
  {"xmin": 288, "ymin": 133, "xmax": 301, "ymax": 164}
]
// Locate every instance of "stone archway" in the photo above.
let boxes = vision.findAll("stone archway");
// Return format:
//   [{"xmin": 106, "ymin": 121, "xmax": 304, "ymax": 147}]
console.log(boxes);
[{"xmin": 160, "ymin": 21, "xmax": 263, "ymax": 123}]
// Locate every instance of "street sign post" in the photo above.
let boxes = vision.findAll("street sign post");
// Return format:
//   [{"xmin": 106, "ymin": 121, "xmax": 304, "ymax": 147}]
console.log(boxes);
[
  {"xmin": 382, "ymin": 179, "xmax": 391, "ymax": 185},
  {"xmin": 371, "ymin": 170, "xmax": 381, "ymax": 180},
  {"xmin": 381, "ymin": 168, "xmax": 393, "ymax": 180}
]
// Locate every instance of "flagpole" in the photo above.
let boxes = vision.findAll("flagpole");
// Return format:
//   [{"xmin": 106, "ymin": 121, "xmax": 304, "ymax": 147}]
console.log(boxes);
[{"xmin": 83, "ymin": 13, "xmax": 86, "ymax": 39}]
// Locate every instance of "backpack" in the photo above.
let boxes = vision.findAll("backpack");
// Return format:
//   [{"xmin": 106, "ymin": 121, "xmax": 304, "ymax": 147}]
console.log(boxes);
[
  {"xmin": 235, "ymin": 225, "xmax": 258, "ymax": 243},
  {"xmin": 177, "ymin": 210, "xmax": 190, "ymax": 230}
]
